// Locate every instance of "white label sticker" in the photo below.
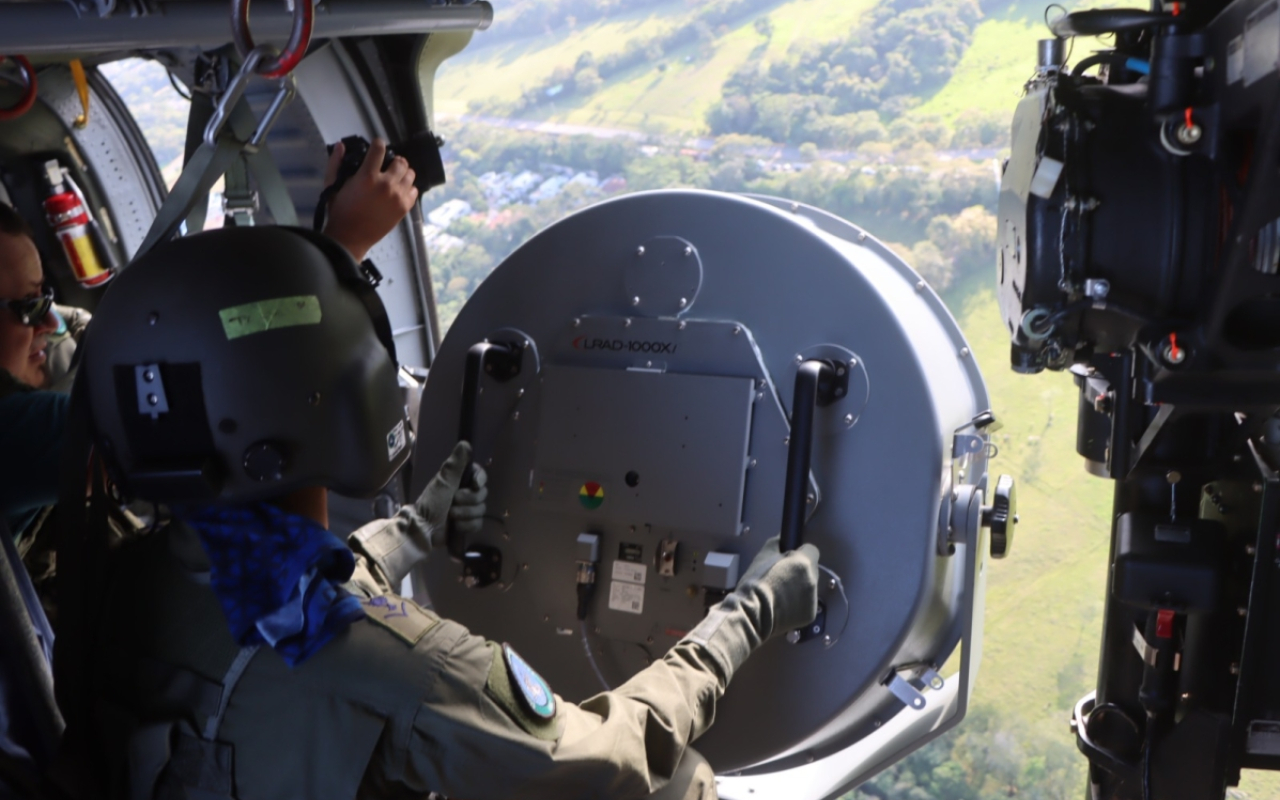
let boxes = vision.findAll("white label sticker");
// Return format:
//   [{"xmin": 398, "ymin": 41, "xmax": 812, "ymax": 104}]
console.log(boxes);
[
  {"xmin": 608, "ymin": 581, "xmax": 645, "ymax": 614},
  {"xmin": 1244, "ymin": 1, "xmax": 1279, "ymax": 87},
  {"xmin": 1228, "ymin": 35, "xmax": 1246, "ymax": 84},
  {"xmin": 611, "ymin": 560, "xmax": 647, "ymax": 585},
  {"xmin": 386, "ymin": 420, "xmax": 407, "ymax": 462}
]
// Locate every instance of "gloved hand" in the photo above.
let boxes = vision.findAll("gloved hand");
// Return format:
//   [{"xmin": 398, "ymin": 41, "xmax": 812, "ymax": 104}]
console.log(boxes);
[
  {"xmin": 415, "ymin": 440, "xmax": 488, "ymax": 550},
  {"xmin": 685, "ymin": 536, "xmax": 820, "ymax": 683},
  {"xmin": 348, "ymin": 441, "xmax": 488, "ymax": 589}
]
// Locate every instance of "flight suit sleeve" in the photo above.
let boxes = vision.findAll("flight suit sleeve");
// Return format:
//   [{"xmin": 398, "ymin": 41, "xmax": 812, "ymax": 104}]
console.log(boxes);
[
  {"xmin": 398, "ymin": 620, "xmax": 729, "ymax": 800},
  {"xmin": 347, "ymin": 506, "xmax": 435, "ymax": 592}
]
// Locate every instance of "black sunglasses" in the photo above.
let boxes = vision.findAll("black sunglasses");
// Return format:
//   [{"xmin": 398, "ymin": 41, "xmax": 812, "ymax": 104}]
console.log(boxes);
[{"xmin": 1, "ymin": 286, "xmax": 54, "ymax": 326}]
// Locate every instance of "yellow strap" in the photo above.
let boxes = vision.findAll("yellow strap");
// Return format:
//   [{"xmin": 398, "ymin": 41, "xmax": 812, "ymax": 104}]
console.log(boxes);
[{"xmin": 70, "ymin": 59, "xmax": 89, "ymax": 128}]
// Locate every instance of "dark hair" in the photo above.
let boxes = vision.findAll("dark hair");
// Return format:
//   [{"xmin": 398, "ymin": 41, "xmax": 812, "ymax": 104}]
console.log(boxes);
[{"xmin": 0, "ymin": 202, "xmax": 36, "ymax": 241}]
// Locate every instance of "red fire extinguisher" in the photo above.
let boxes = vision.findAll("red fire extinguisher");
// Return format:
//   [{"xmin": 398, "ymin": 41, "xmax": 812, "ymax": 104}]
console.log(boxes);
[{"xmin": 43, "ymin": 159, "xmax": 113, "ymax": 288}]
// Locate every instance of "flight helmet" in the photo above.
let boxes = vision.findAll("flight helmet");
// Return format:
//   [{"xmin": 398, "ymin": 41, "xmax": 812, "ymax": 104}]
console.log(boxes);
[{"xmin": 84, "ymin": 226, "xmax": 409, "ymax": 503}]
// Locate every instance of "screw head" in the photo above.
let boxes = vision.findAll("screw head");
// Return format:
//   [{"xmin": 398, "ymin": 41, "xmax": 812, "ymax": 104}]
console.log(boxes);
[
  {"xmin": 742, "ymin": 526, "xmax": 751, "ymax": 535},
  {"xmin": 146, "ymin": 394, "xmax": 158, "ymax": 406},
  {"xmin": 959, "ymin": 347, "xmax": 971, "ymax": 357},
  {"xmin": 916, "ymin": 280, "xmax": 926, "ymax": 291},
  {"xmin": 632, "ymin": 296, "xmax": 641, "ymax": 306},
  {"xmin": 636, "ymin": 245, "xmax": 645, "ymax": 256},
  {"xmin": 143, "ymin": 370, "xmax": 155, "ymax": 382},
  {"xmin": 732, "ymin": 326, "xmax": 742, "ymax": 335},
  {"xmin": 624, "ymin": 318, "xmax": 632, "ymax": 328},
  {"xmin": 678, "ymin": 297, "xmax": 688, "ymax": 308},
  {"xmin": 573, "ymin": 318, "xmax": 581, "ymax": 327},
  {"xmin": 786, "ymin": 630, "xmax": 801, "ymax": 644},
  {"xmin": 844, "ymin": 413, "xmax": 855, "ymax": 424},
  {"xmin": 795, "ymin": 354, "xmax": 803, "ymax": 363},
  {"xmin": 684, "ymin": 245, "xmax": 693, "ymax": 257},
  {"xmin": 1176, "ymin": 123, "xmax": 1203, "ymax": 146},
  {"xmin": 678, "ymin": 320, "xmax": 687, "ymax": 330}
]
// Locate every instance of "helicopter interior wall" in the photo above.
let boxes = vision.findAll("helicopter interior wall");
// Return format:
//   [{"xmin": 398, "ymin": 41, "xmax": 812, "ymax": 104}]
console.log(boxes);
[{"xmin": 0, "ymin": 65, "xmax": 159, "ymax": 315}]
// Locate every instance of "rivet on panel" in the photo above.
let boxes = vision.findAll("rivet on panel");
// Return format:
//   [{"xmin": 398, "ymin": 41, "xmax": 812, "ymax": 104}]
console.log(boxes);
[
  {"xmin": 632, "ymin": 296, "xmax": 641, "ymax": 306},
  {"xmin": 916, "ymin": 280, "xmax": 926, "ymax": 291},
  {"xmin": 636, "ymin": 246, "xmax": 645, "ymax": 256},
  {"xmin": 858, "ymin": 231, "xmax": 868, "ymax": 242},
  {"xmin": 678, "ymin": 320, "xmax": 687, "ymax": 330},
  {"xmin": 794, "ymin": 354, "xmax": 803, "ymax": 363},
  {"xmin": 845, "ymin": 414, "xmax": 855, "ymax": 424},
  {"xmin": 624, "ymin": 318, "xmax": 633, "ymax": 328},
  {"xmin": 732, "ymin": 326, "xmax": 742, "ymax": 335},
  {"xmin": 684, "ymin": 245, "xmax": 693, "ymax": 257},
  {"xmin": 573, "ymin": 318, "xmax": 581, "ymax": 327},
  {"xmin": 678, "ymin": 297, "xmax": 688, "ymax": 308},
  {"xmin": 959, "ymin": 347, "xmax": 971, "ymax": 357}
]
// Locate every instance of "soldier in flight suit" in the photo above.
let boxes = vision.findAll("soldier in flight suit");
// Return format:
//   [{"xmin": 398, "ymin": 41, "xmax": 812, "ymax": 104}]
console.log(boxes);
[{"xmin": 64, "ymin": 141, "xmax": 822, "ymax": 800}]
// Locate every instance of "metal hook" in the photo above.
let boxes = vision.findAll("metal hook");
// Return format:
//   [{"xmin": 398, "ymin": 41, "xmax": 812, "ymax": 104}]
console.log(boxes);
[{"xmin": 203, "ymin": 46, "xmax": 295, "ymax": 151}]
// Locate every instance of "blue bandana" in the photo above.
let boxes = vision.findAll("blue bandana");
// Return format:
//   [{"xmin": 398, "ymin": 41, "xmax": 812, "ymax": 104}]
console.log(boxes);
[{"xmin": 176, "ymin": 503, "xmax": 366, "ymax": 666}]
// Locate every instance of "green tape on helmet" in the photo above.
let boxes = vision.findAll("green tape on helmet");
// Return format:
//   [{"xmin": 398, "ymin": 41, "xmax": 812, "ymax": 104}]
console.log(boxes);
[{"xmin": 219, "ymin": 295, "xmax": 322, "ymax": 340}]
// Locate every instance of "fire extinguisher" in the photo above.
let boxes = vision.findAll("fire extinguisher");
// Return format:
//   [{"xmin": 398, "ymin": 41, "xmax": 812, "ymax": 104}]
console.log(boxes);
[{"xmin": 42, "ymin": 159, "xmax": 114, "ymax": 288}]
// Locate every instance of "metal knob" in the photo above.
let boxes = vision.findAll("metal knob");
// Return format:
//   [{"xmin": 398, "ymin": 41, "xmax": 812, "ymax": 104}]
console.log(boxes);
[{"xmin": 982, "ymin": 474, "xmax": 1017, "ymax": 558}]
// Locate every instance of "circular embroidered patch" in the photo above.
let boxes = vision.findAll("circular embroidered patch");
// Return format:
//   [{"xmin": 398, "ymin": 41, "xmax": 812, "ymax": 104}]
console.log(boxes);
[{"xmin": 503, "ymin": 643, "xmax": 556, "ymax": 720}]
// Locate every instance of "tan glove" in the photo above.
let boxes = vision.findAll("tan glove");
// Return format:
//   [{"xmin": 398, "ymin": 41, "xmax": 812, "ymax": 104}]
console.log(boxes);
[
  {"xmin": 685, "ymin": 536, "xmax": 820, "ymax": 683},
  {"xmin": 349, "ymin": 441, "xmax": 488, "ymax": 589}
]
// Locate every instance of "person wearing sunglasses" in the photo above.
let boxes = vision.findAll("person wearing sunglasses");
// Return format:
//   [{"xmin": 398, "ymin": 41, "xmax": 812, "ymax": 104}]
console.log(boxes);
[{"xmin": 0, "ymin": 204, "xmax": 69, "ymax": 539}]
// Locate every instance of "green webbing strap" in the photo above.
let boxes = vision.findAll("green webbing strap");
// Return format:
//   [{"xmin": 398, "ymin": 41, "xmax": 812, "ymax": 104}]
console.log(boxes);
[
  {"xmin": 228, "ymin": 101, "xmax": 298, "ymax": 228},
  {"xmin": 135, "ymin": 134, "xmax": 243, "ymax": 258},
  {"xmin": 138, "ymin": 97, "xmax": 298, "ymax": 256}
]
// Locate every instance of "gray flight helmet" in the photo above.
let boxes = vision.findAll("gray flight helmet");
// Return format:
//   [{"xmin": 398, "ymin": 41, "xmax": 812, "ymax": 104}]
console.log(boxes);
[{"xmin": 84, "ymin": 226, "xmax": 409, "ymax": 504}]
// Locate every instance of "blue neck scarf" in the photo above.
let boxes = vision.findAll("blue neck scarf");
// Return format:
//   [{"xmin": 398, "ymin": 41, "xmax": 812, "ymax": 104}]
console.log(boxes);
[{"xmin": 176, "ymin": 502, "xmax": 365, "ymax": 666}]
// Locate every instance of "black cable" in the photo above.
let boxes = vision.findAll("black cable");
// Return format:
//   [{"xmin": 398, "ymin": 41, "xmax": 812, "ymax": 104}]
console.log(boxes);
[
  {"xmin": 1142, "ymin": 721, "xmax": 1154, "ymax": 800},
  {"xmin": 167, "ymin": 70, "xmax": 192, "ymax": 101},
  {"xmin": 1071, "ymin": 52, "xmax": 1135, "ymax": 77}
]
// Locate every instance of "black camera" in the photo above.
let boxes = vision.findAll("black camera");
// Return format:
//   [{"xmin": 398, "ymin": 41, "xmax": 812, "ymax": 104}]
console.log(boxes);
[{"xmin": 314, "ymin": 131, "xmax": 447, "ymax": 231}]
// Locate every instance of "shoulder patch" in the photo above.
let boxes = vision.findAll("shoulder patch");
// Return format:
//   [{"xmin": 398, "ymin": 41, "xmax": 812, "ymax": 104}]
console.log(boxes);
[
  {"xmin": 484, "ymin": 642, "xmax": 560, "ymax": 741},
  {"xmin": 359, "ymin": 595, "xmax": 439, "ymax": 646}
]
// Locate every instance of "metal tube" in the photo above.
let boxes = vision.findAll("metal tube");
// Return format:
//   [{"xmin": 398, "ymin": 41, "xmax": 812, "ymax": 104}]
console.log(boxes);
[
  {"xmin": 780, "ymin": 360, "xmax": 826, "ymax": 553},
  {"xmin": 1, "ymin": 0, "xmax": 493, "ymax": 56}
]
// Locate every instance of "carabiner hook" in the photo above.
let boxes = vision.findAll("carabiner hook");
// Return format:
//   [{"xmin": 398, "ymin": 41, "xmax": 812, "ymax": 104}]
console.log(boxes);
[
  {"xmin": 230, "ymin": 0, "xmax": 314, "ymax": 80},
  {"xmin": 0, "ymin": 55, "xmax": 37, "ymax": 122},
  {"xmin": 203, "ymin": 46, "xmax": 297, "ymax": 151}
]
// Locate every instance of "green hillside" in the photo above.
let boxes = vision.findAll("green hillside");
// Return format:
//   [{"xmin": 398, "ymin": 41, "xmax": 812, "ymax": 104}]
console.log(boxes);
[{"xmin": 437, "ymin": 0, "xmax": 1039, "ymax": 134}]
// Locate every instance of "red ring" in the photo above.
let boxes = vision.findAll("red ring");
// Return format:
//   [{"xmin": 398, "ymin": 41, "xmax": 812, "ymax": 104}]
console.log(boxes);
[
  {"xmin": 0, "ymin": 56, "xmax": 37, "ymax": 122},
  {"xmin": 230, "ymin": 0, "xmax": 314, "ymax": 79}
]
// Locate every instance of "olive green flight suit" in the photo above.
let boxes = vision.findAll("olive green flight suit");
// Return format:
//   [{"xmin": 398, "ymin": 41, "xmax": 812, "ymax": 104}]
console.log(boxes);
[{"xmin": 85, "ymin": 520, "xmax": 725, "ymax": 800}]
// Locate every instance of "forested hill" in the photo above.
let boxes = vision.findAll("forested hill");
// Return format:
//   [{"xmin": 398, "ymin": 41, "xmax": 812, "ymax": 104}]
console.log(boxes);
[{"xmin": 435, "ymin": 0, "xmax": 1054, "ymax": 143}]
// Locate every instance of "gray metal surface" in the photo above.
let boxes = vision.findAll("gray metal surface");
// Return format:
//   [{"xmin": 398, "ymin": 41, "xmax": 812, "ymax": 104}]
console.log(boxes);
[
  {"xmin": 413, "ymin": 190, "xmax": 991, "ymax": 777},
  {"xmin": 0, "ymin": 0, "xmax": 492, "ymax": 55}
]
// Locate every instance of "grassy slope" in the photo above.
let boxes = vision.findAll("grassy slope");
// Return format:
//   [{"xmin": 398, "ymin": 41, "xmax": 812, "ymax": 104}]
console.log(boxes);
[{"xmin": 435, "ymin": 0, "xmax": 881, "ymax": 133}]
